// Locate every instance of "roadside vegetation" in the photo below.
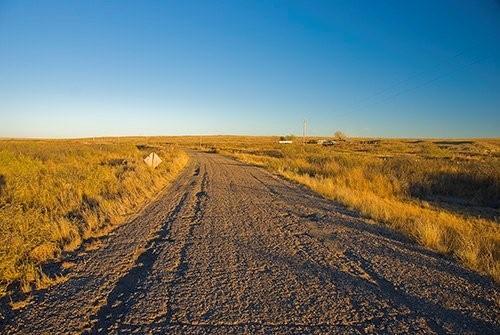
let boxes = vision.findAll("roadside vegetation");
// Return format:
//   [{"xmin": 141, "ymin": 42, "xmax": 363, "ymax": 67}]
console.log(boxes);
[
  {"xmin": 174, "ymin": 135, "xmax": 499, "ymax": 281},
  {"xmin": 1, "ymin": 135, "xmax": 498, "ymax": 297},
  {"xmin": 0, "ymin": 138, "xmax": 188, "ymax": 296}
]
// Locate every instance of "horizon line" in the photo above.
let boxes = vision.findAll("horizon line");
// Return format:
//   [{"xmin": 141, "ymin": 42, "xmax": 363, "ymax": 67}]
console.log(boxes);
[{"xmin": 1, "ymin": 134, "xmax": 499, "ymax": 141}]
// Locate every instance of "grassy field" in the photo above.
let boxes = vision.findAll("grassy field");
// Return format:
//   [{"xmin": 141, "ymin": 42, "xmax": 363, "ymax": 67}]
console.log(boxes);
[
  {"xmin": 172, "ymin": 136, "xmax": 500, "ymax": 281},
  {"xmin": 0, "ymin": 138, "xmax": 188, "ymax": 296},
  {"xmin": 1, "ymin": 135, "xmax": 498, "ymax": 297}
]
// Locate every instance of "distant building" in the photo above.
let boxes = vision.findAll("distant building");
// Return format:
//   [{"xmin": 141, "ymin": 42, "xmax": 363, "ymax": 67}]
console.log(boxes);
[
  {"xmin": 278, "ymin": 140, "xmax": 293, "ymax": 144},
  {"xmin": 304, "ymin": 139, "xmax": 336, "ymax": 145},
  {"xmin": 322, "ymin": 140, "xmax": 337, "ymax": 146}
]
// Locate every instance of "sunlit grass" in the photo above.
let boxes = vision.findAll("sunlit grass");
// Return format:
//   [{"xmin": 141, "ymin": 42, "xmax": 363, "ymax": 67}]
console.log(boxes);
[
  {"xmin": 174, "ymin": 136, "xmax": 499, "ymax": 281},
  {"xmin": 1, "ymin": 135, "xmax": 498, "ymax": 296},
  {"xmin": 0, "ymin": 138, "xmax": 188, "ymax": 295}
]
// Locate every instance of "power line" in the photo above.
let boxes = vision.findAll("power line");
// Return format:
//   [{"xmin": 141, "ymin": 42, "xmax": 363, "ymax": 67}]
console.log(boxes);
[
  {"xmin": 333, "ymin": 52, "xmax": 490, "ymax": 119},
  {"xmin": 357, "ymin": 48, "xmax": 470, "ymax": 105},
  {"xmin": 361, "ymin": 54, "xmax": 490, "ymax": 109}
]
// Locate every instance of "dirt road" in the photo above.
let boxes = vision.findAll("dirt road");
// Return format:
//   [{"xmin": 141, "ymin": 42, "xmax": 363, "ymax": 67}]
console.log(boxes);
[{"xmin": 1, "ymin": 152, "xmax": 498, "ymax": 334}]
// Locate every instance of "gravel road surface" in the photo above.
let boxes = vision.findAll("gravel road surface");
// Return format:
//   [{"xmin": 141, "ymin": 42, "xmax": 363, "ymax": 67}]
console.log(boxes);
[{"xmin": 1, "ymin": 152, "xmax": 498, "ymax": 334}]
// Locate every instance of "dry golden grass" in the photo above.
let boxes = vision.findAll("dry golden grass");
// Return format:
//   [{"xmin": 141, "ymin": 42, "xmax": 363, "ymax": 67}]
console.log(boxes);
[
  {"xmin": 8, "ymin": 295, "xmax": 33, "ymax": 310},
  {"xmin": 0, "ymin": 138, "xmax": 188, "ymax": 296},
  {"xmin": 1, "ymin": 135, "xmax": 498, "ymax": 296},
  {"xmin": 170, "ymin": 135, "xmax": 500, "ymax": 281}
]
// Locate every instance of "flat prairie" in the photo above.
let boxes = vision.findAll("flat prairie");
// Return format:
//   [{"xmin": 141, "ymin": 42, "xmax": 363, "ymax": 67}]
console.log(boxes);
[
  {"xmin": 0, "ymin": 136, "xmax": 499, "ymax": 334},
  {"xmin": 1, "ymin": 148, "xmax": 499, "ymax": 334},
  {"xmin": 0, "ymin": 138, "xmax": 188, "ymax": 296},
  {"xmin": 168, "ymin": 136, "xmax": 499, "ymax": 281}
]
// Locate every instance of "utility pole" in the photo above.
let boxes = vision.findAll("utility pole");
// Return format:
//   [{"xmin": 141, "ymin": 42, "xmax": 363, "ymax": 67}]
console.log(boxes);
[{"xmin": 302, "ymin": 119, "xmax": 307, "ymax": 144}]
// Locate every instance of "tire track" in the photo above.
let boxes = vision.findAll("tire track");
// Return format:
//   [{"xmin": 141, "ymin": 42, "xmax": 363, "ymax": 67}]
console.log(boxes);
[
  {"xmin": 86, "ymin": 190, "xmax": 191, "ymax": 334},
  {"xmin": 90, "ymin": 165, "xmax": 208, "ymax": 333},
  {"xmin": 153, "ymin": 169, "xmax": 210, "ymax": 329},
  {"xmin": 175, "ymin": 170, "xmax": 209, "ymax": 278}
]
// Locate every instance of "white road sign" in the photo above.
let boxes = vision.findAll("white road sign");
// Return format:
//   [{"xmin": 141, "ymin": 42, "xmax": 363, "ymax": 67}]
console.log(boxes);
[{"xmin": 144, "ymin": 152, "xmax": 162, "ymax": 168}]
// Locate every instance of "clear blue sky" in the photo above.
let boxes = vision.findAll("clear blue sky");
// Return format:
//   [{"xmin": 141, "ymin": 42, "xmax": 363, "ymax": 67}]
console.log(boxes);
[{"xmin": 1, "ymin": 0, "xmax": 499, "ymax": 138}]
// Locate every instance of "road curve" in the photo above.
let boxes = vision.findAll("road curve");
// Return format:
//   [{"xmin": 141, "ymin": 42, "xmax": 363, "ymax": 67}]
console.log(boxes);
[{"xmin": 1, "ymin": 152, "xmax": 499, "ymax": 334}]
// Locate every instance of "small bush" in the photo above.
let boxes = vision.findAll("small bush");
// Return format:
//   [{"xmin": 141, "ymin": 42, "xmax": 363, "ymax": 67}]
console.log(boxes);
[{"xmin": 334, "ymin": 131, "xmax": 347, "ymax": 141}]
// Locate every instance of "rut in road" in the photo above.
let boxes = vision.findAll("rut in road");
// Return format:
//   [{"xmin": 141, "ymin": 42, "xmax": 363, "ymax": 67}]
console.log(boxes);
[{"xmin": 1, "ymin": 152, "xmax": 499, "ymax": 335}]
